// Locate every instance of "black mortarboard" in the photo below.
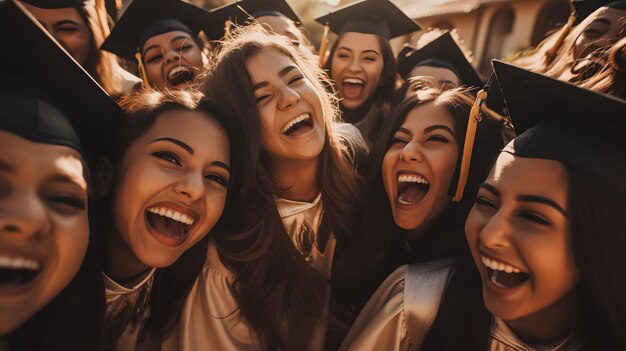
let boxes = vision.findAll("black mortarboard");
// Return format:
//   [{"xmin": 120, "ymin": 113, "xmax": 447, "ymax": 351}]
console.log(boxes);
[
  {"xmin": 18, "ymin": 0, "xmax": 85, "ymax": 8},
  {"xmin": 315, "ymin": 0, "xmax": 421, "ymax": 40},
  {"xmin": 573, "ymin": 0, "xmax": 626, "ymax": 24},
  {"xmin": 195, "ymin": 1, "xmax": 248, "ymax": 42},
  {"xmin": 101, "ymin": 0, "xmax": 207, "ymax": 61},
  {"xmin": 493, "ymin": 60, "xmax": 626, "ymax": 193},
  {"xmin": 0, "ymin": 0, "xmax": 123, "ymax": 158},
  {"xmin": 397, "ymin": 32, "xmax": 482, "ymax": 88},
  {"xmin": 241, "ymin": 0, "xmax": 301, "ymax": 24}
]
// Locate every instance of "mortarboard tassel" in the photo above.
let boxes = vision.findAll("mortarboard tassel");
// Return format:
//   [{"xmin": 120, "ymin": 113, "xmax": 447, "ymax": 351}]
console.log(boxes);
[
  {"xmin": 318, "ymin": 22, "xmax": 329, "ymax": 67},
  {"xmin": 134, "ymin": 52, "xmax": 150, "ymax": 87},
  {"xmin": 544, "ymin": 12, "xmax": 576, "ymax": 64},
  {"xmin": 452, "ymin": 81, "xmax": 490, "ymax": 202},
  {"xmin": 224, "ymin": 19, "xmax": 233, "ymax": 40}
]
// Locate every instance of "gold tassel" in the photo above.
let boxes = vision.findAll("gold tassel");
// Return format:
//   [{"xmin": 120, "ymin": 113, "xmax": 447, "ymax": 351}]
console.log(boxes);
[
  {"xmin": 224, "ymin": 19, "xmax": 233, "ymax": 40},
  {"xmin": 452, "ymin": 88, "xmax": 487, "ymax": 202},
  {"xmin": 544, "ymin": 13, "xmax": 576, "ymax": 64},
  {"xmin": 135, "ymin": 52, "xmax": 149, "ymax": 87},
  {"xmin": 94, "ymin": 0, "xmax": 108, "ymax": 37},
  {"xmin": 318, "ymin": 22, "xmax": 330, "ymax": 67}
]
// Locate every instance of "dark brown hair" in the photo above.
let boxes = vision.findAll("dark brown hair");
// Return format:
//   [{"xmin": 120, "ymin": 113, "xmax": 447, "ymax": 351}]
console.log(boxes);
[
  {"xmin": 204, "ymin": 26, "xmax": 363, "ymax": 350},
  {"xmin": 580, "ymin": 36, "xmax": 626, "ymax": 99}
]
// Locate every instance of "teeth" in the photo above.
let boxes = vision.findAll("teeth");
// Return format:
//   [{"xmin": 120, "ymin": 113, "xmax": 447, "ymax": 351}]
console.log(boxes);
[
  {"xmin": 397, "ymin": 174, "xmax": 429, "ymax": 185},
  {"xmin": 481, "ymin": 256, "xmax": 520, "ymax": 274},
  {"xmin": 343, "ymin": 78, "xmax": 364, "ymax": 84},
  {"xmin": 281, "ymin": 113, "xmax": 310, "ymax": 134},
  {"xmin": 398, "ymin": 193, "xmax": 415, "ymax": 205},
  {"xmin": 0, "ymin": 255, "xmax": 40, "ymax": 270},
  {"xmin": 168, "ymin": 66, "xmax": 189, "ymax": 79},
  {"xmin": 147, "ymin": 207, "xmax": 195, "ymax": 225}
]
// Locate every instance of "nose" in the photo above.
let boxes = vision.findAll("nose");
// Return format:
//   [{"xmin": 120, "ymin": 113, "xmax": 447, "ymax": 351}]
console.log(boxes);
[
  {"xmin": 165, "ymin": 48, "xmax": 181, "ymax": 64},
  {"xmin": 0, "ymin": 190, "xmax": 50, "ymax": 238},
  {"xmin": 399, "ymin": 141, "xmax": 424, "ymax": 163},
  {"xmin": 278, "ymin": 86, "xmax": 300, "ymax": 110},
  {"xmin": 348, "ymin": 57, "xmax": 362, "ymax": 73},
  {"xmin": 478, "ymin": 210, "xmax": 511, "ymax": 249},
  {"xmin": 174, "ymin": 172, "xmax": 205, "ymax": 202}
]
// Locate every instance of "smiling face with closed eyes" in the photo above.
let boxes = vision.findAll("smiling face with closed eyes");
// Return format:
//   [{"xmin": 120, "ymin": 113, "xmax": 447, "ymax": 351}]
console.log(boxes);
[{"xmin": 111, "ymin": 109, "xmax": 230, "ymax": 270}]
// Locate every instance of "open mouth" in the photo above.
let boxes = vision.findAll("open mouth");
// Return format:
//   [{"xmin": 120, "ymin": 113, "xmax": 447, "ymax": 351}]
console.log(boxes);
[
  {"xmin": 145, "ymin": 206, "xmax": 196, "ymax": 245},
  {"xmin": 167, "ymin": 66, "xmax": 195, "ymax": 87},
  {"xmin": 396, "ymin": 173, "xmax": 430, "ymax": 205},
  {"xmin": 281, "ymin": 113, "xmax": 313, "ymax": 136},
  {"xmin": 0, "ymin": 255, "xmax": 42, "ymax": 287},
  {"xmin": 342, "ymin": 78, "xmax": 365, "ymax": 99},
  {"xmin": 482, "ymin": 256, "xmax": 529, "ymax": 289}
]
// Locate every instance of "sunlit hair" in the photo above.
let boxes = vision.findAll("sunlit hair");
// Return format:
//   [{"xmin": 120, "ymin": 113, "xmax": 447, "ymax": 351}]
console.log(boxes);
[
  {"xmin": 509, "ymin": 8, "xmax": 626, "ymax": 82},
  {"xmin": 579, "ymin": 36, "xmax": 626, "ymax": 99},
  {"xmin": 205, "ymin": 25, "xmax": 363, "ymax": 349},
  {"xmin": 104, "ymin": 88, "xmax": 242, "ymax": 344}
]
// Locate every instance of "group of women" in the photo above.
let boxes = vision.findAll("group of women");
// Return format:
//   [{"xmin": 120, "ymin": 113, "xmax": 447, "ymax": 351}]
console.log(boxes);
[{"xmin": 1, "ymin": 0, "xmax": 625, "ymax": 350}]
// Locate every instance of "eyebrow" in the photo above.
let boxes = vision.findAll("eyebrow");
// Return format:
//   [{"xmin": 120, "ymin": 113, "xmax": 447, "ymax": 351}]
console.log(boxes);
[
  {"xmin": 395, "ymin": 127, "xmax": 412, "ymax": 136},
  {"xmin": 212, "ymin": 161, "xmax": 231, "ymax": 173},
  {"xmin": 252, "ymin": 65, "xmax": 297, "ymax": 91},
  {"xmin": 142, "ymin": 35, "xmax": 190, "ymax": 56},
  {"xmin": 55, "ymin": 19, "xmax": 80, "ymax": 27},
  {"xmin": 150, "ymin": 137, "xmax": 194, "ymax": 155},
  {"xmin": 337, "ymin": 47, "xmax": 381, "ymax": 57},
  {"xmin": 0, "ymin": 160, "xmax": 14, "ymax": 173},
  {"xmin": 480, "ymin": 183, "xmax": 568, "ymax": 216},
  {"xmin": 424, "ymin": 124, "xmax": 455, "ymax": 135},
  {"xmin": 590, "ymin": 18, "xmax": 611, "ymax": 26},
  {"xmin": 46, "ymin": 173, "xmax": 86, "ymax": 188}
]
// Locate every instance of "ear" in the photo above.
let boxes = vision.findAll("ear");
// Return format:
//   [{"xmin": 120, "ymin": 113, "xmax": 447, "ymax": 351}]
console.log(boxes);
[{"xmin": 93, "ymin": 157, "xmax": 114, "ymax": 197}]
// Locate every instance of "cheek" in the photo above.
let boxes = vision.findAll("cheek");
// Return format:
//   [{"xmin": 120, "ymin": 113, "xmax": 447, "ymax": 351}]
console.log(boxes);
[
  {"xmin": 367, "ymin": 62, "xmax": 384, "ymax": 84},
  {"xmin": 525, "ymin": 236, "xmax": 577, "ymax": 297},
  {"xmin": 381, "ymin": 150, "xmax": 398, "ymax": 200}
]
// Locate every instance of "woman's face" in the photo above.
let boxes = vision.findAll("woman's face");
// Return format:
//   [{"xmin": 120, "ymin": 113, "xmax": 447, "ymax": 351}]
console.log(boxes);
[
  {"xmin": 0, "ymin": 131, "xmax": 89, "ymax": 335},
  {"xmin": 247, "ymin": 48, "xmax": 325, "ymax": 162},
  {"xmin": 382, "ymin": 103, "xmax": 459, "ymax": 231},
  {"xmin": 22, "ymin": 4, "xmax": 91, "ymax": 66},
  {"xmin": 112, "ymin": 109, "xmax": 230, "ymax": 268},
  {"xmin": 330, "ymin": 32, "xmax": 385, "ymax": 110},
  {"xmin": 465, "ymin": 152, "xmax": 576, "ymax": 321},
  {"xmin": 573, "ymin": 7, "xmax": 626, "ymax": 65},
  {"xmin": 141, "ymin": 30, "xmax": 205, "ymax": 90},
  {"xmin": 408, "ymin": 65, "xmax": 461, "ymax": 90}
]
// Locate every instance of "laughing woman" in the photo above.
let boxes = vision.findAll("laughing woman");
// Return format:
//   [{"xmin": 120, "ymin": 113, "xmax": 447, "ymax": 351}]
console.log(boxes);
[
  {"xmin": 161, "ymin": 26, "xmax": 362, "ymax": 350},
  {"xmin": 98, "ymin": 89, "xmax": 241, "ymax": 350}
]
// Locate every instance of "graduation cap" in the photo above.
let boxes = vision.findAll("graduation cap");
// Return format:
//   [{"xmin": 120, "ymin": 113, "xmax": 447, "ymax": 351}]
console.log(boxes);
[
  {"xmin": 397, "ymin": 32, "xmax": 482, "ymax": 88},
  {"xmin": 101, "ymin": 0, "xmax": 207, "ymax": 62},
  {"xmin": 241, "ymin": 0, "xmax": 301, "ymax": 24},
  {"xmin": 195, "ymin": 1, "xmax": 248, "ymax": 42},
  {"xmin": 492, "ymin": 59, "xmax": 626, "ymax": 193},
  {"xmin": 18, "ymin": 0, "xmax": 86, "ymax": 8},
  {"xmin": 315, "ymin": 0, "xmax": 420, "ymax": 40},
  {"xmin": 573, "ymin": 0, "xmax": 626, "ymax": 24},
  {"xmin": 0, "ymin": 0, "xmax": 124, "ymax": 158}
]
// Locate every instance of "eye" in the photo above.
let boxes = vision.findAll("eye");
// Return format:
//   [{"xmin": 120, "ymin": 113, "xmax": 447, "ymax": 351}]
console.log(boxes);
[
  {"xmin": 57, "ymin": 24, "xmax": 79, "ymax": 33},
  {"xmin": 519, "ymin": 211, "xmax": 551, "ymax": 226},
  {"xmin": 390, "ymin": 137, "xmax": 408, "ymax": 145},
  {"xmin": 205, "ymin": 174, "xmax": 229, "ymax": 188},
  {"xmin": 475, "ymin": 196, "xmax": 497, "ymax": 210},
  {"xmin": 179, "ymin": 44, "xmax": 193, "ymax": 51},
  {"xmin": 152, "ymin": 151, "xmax": 182, "ymax": 166},
  {"xmin": 337, "ymin": 53, "xmax": 350, "ymax": 59},
  {"xmin": 290, "ymin": 40, "xmax": 301, "ymax": 47},
  {"xmin": 146, "ymin": 54, "xmax": 163, "ymax": 64},
  {"xmin": 363, "ymin": 56, "xmax": 378, "ymax": 62},
  {"xmin": 427, "ymin": 135, "xmax": 449, "ymax": 143},
  {"xmin": 48, "ymin": 194, "xmax": 86, "ymax": 214},
  {"xmin": 255, "ymin": 94, "xmax": 271, "ymax": 104},
  {"xmin": 288, "ymin": 75, "xmax": 304, "ymax": 85}
]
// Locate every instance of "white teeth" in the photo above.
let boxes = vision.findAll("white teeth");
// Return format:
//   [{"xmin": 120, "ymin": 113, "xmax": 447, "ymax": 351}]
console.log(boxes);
[
  {"xmin": 0, "ymin": 255, "xmax": 40, "ymax": 270},
  {"xmin": 168, "ymin": 66, "xmax": 189, "ymax": 79},
  {"xmin": 343, "ymin": 78, "xmax": 364, "ymax": 85},
  {"xmin": 147, "ymin": 207, "xmax": 195, "ymax": 225},
  {"xmin": 397, "ymin": 174, "xmax": 429, "ymax": 185},
  {"xmin": 281, "ymin": 113, "xmax": 310, "ymax": 134},
  {"xmin": 481, "ymin": 256, "xmax": 520, "ymax": 274},
  {"xmin": 398, "ymin": 193, "xmax": 415, "ymax": 205}
]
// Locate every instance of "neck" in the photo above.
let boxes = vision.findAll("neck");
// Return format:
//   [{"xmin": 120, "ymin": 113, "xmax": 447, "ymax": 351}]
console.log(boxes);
[
  {"xmin": 505, "ymin": 290, "xmax": 579, "ymax": 345},
  {"xmin": 341, "ymin": 98, "xmax": 374, "ymax": 124},
  {"xmin": 104, "ymin": 227, "xmax": 150, "ymax": 281},
  {"xmin": 269, "ymin": 156, "xmax": 320, "ymax": 202}
]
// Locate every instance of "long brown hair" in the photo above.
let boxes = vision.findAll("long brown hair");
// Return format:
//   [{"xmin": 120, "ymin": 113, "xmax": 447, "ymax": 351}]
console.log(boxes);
[
  {"xmin": 204, "ymin": 25, "xmax": 363, "ymax": 350},
  {"xmin": 579, "ymin": 36, "xmax": 626, "ymax": 99}
]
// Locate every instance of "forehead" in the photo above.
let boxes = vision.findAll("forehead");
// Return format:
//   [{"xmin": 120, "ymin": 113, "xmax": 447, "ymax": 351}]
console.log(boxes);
[
  {"xmin": 22, "ymin": 3, "xmax": 83, "ymax": 23},
  {"xmin": 489, "ymin": 152, "xmax": 568, "ymax": 198},
  {"xmin": 588, "ymin": 6, "xmax": 626, "ymax": 23},
  {"xmin": 143, "ymin": 30, "xmax": 192, "ymax": 48},
  {"xmin": 0, "ymin": 131, "xmax": 86, "ymax": 187},
  {"xmin": 399, "ymin": 102, "xmax": 455, "ymax": 132},
  {"xmin": 409, "ymin": 65, "xmax": 461, "ymax": 84},
  {"xmin": 337, "ymin": 32, "xmax": 382, "ymax": 52},
  {"xmin": 257, "ymin": 15, "xmax": 298, "ymax": 36},
  {"xmin": 245, "ymin": 48, "xmax": 296, "ymax": 80}
]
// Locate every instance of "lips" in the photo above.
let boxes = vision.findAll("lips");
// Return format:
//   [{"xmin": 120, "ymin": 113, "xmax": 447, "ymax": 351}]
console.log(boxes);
[
  {"xmin": 145, "ymin": 203, "xmax": 198, "ymax": 247},
  {"xmin": 167, "ymin": 66, "xmax": 195, "ymax": 87},
  {"xmin": 0, "ymin": 254, "xmax": 42, "ymax": 288},
  {"xmin": 481, "ymin": 255, "xmax": 529, "ymax": 289},
  {"xmin": 396, "ymin": 172, "xmax": 430, "ymax": 206},
  {"xmin": 281, "ymin": 113, "xmax": 313, "ymax": 137},
  {"xmin": 341, "ymin": 78, "xmax": 365, "ymax": 99}
]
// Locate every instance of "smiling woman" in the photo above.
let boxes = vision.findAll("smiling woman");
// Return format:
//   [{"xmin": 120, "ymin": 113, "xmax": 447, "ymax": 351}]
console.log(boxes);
[{"xmin": 97, "ymin": 89, "xmax": 242, "ymax": 350}]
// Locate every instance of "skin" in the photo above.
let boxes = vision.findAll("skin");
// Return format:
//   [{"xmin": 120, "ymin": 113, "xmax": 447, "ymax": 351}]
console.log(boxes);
[
  {"xmin": 246, "ymin": 48, "xmax": 325, "ymax": 202},
  {"xmin": 107, "ymin": 110, "xmax": 230, "ymax": 278},
  {"xmin": 573, "ymin": 7, "xmax": 626, "ymax": 63},
  {"xmin": 407, "ymin": 65, "xmax": 461, "ymax": 90},
  {"xmin": 330, "ymin": 32, "xmax": 384, "ymax": 110},
  {"xmin": 257, "ymin": 15, "xmax": 317, "ymax": 60},
  {"xmin": 465, "ymin": 152, "xmax": 578, "ymax": 344},
  {"xmin": 0, "ymin": 131, "xmax": 88, "ymax": 335},
  {"xmin": 22, "ymin": 3, "xmax": 91, "ymax": 66},
  {"xmin": 382, "ymin": 103, "xmax": 458, "ymax": 240},
  {"xmin": 141, "ymin": 31, "xmax": 204, "ymax": 90}
]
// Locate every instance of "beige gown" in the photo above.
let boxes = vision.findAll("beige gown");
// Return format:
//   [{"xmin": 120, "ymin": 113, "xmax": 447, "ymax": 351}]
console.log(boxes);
[
  {"xmin": 163, "ymin": 193, "xmax": 336, "ymax": 351},
  {"xmin": 339, "ymin": 260, "xmax": 583, "ymax": 351}
]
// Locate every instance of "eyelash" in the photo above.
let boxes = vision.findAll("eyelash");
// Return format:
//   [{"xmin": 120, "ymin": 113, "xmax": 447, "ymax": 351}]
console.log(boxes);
[
  {"xmin": 428, "ymin": 135, "xmax": 449, "ymax": 143},
  {"xmin": 153, "ymin": 151, "xmax": 182, "ymax": 166},
  {"xmin": 288, "ymin": 75, "xmax": 304, "ymax": 85},
  {"xmin": 475, "ymin": 196, "xmax": 497, "ymax": 209},
  {"xmin": 49, "ymin": 195, "xmax": 86, "ymax": 210},
  {"xmin": 206, "ymin": 174, "xmax": 229, "ymax": 187},
  {"xmin": 520, "ymin": 211, "xmax": 551, "ymax": 226},
  {"xmin": 146, "ymin": 54, "xmax": 162, "ymax": 64},
  {"xmin": 390, "ymin": 137, "xmax": 408, "ymax": 145}
]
